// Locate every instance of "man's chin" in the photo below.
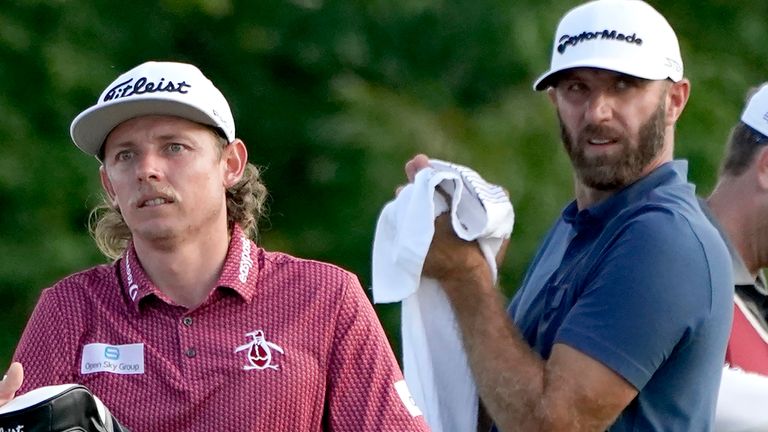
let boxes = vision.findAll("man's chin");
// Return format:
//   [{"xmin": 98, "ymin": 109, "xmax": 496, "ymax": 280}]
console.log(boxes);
[
  {"xmin": 575, "ymin": 166, "xmax": 627, "ymax": 191},
  {"xmin": 131, "ymin": 226, "xmax": 182, "ymax": 249}
]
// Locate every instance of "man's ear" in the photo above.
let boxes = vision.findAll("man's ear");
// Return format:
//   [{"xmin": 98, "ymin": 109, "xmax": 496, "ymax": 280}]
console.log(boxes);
[
  {"xmin": 99, "ymin": 165, "xmax": 118, "ymax": 206},
  {"xmin": 754, "ymin": 146, "xmax": 768, "ymax": 191},
  {"xmin": 666, "ymin": 78, "xmax": 691, "ymax": 125},
  {"xmin": 222, "ymin": 139, "xmax": 248, "ymax": 188},
  {"xmin": 547, "ymin": 87, "xmax": 558, "ymax": 106}
]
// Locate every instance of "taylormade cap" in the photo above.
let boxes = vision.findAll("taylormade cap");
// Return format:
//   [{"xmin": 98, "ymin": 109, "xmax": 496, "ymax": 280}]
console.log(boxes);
[
  {"xmin": 741, "ymin": 84, "xmax": 768, "ymax": 138},
  {"xmin": 70, "ymin": 61, "xmax": 235, "ymax": 157},
  {"xmin": 533, "ymin": 0, "xmax": 683, "ymax": 91}
]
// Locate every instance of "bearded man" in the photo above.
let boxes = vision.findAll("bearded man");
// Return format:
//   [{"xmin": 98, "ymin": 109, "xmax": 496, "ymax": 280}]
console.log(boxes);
[{"xmin": 402, "ymin": 0, "xmax": 733, "ymax": 430}]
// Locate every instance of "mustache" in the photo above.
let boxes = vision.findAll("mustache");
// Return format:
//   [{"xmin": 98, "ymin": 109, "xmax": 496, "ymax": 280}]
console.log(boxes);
[
  {"xmin": 577, "ymin": 123, "xmax": 622, "ymax": 142},
  {"xmin": 128, "ymin": 185, "xmax": 179, "ymax": 207},
  {"xmin": 556, "ymin": 111, "xmax": 623, "ymax": 148}
]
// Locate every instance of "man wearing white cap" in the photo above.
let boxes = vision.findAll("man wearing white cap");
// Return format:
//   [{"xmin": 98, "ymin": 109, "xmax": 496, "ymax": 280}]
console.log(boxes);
[
  {"xmin": 0, "ymin": 61, "xmax": 429, "ymax": 431},
  {"xmin": 700, "ymin": 83, "xmax": 768, "ymax": 430},
  {"xmin": 403, "ymin": 0, "xmax": 732, "ymax": 430}
]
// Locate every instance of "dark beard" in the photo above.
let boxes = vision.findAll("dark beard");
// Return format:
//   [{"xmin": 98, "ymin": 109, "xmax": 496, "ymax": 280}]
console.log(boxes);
[{"xmin": 559, "ymin": 101, "xmax": 666, "ymax": 191}]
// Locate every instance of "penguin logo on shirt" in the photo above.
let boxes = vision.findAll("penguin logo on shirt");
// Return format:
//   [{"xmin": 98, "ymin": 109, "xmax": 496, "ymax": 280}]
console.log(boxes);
[{"xmin": 234, "ymin": 330, "xmax": 284, "ymax": 371}]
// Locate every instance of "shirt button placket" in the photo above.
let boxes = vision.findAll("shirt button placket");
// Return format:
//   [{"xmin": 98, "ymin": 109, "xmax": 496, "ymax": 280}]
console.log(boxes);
[{"xmin": 180, "ymin": 315, "xmax": 197, "ymax": 374}]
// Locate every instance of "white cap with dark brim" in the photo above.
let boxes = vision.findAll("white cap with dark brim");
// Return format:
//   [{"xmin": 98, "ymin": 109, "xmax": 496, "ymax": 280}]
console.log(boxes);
[
  {"xmin": 741, "ymin": 84, "xmax": 768, "ymax": 138},
  {"xmin": 70, "ymin": 61, "xmax": 235, "ymax": 157},
  {"xmin": 533, "ymin": 0, "xmax": 683, "ymax": 91}
]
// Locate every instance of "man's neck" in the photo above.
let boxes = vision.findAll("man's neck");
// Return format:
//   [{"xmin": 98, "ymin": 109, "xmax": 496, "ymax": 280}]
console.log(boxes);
[
  {"xmin": 575, "ymin": 186, "xmax": 615, "ymax": 210},
  {"xmin": 708, "ymin": 182, "xmax": 764, "ymax": 277},
  {"xmin": 133, "ymin": 224, "xmax": 231, "ymax": 309}
]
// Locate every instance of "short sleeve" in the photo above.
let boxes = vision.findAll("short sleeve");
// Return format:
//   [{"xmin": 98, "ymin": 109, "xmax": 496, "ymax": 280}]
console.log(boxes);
[
  {"xmin": 13, "ymin": 287, "xmax": 81, "ymax": 394},
  {"xmin": 325, "ymin": 272, "xmax": 429, "ymax": 431},
  {"xmin": 555, "ymin": 209, "xmax": 729, "ymax": 389}
]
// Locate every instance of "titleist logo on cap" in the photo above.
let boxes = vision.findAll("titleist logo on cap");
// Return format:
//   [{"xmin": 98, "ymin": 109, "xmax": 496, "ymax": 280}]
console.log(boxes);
[
  {"xmin": 102, "ymin": 77, "xmax": 191, "ymax": 103},
  {"xmin": 558, "ymin": 29, "xmax": 643, "ymax": 54}
]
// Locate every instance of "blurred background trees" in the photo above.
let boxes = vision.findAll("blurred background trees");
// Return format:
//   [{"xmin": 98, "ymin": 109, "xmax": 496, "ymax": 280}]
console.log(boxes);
[{"xmin": 1, "ymin": 0, "xmax": 766, "ymax": 366}]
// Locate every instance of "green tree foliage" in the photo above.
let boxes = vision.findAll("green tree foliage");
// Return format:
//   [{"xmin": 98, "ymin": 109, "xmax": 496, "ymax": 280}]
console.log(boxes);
[{"xmin": 1, "ymin": 0, "xmax": 766, "ymax": 367}]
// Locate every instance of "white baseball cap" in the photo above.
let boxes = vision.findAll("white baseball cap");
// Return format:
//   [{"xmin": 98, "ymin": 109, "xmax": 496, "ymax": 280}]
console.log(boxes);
[
  {"xmin": 741, "ymin": 84, "xmax": 768, "ymax": 138},
  {"xmin": 70, "ymin": 61, "xmax": 235, "ymax": 157},
  {"xmin": 533, "ymin": 0, "xmax": 683, "ymax": 91}
]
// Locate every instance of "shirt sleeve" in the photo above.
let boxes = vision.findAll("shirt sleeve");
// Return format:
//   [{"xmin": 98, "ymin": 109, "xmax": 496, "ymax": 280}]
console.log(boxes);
[
  {"xmin": 554, "ymin": 208, "xmax": 731, "ymax": 390},
  {"xmin": 13, "ymin": 286, "xmax": 81, "ymax": 395},
  {"xmin": 324, "ymin": 272, "xmax": 429, "ymax": 431}
]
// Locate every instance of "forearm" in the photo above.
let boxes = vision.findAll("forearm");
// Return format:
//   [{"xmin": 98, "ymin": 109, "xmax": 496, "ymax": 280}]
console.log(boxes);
[
  {"xmin": 440, "ymin": 267, "xmax": 549, "ymax": 431},
  {"xmin": 442, "ymin": 266, "xmax": 626, "ymax": 431}
]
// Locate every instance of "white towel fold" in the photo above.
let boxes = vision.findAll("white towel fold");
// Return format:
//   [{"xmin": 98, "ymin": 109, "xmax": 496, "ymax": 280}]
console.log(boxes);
[
  {"xmin": 715, "ymin": 366, "xmax": 768, "ymax": 432},
  {"xmin": 372, "ymin": 159, "xmax": 514, "ymax": 432}
]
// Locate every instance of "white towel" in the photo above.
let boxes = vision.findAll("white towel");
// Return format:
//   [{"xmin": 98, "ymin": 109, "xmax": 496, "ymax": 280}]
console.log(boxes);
[
  {"xmin": 715, "ymin": 366, "xmax": 768, "ymax": 432},
  {"xmin": 372, "ymin": 159, "xmax": 514, "ymax": 432}
]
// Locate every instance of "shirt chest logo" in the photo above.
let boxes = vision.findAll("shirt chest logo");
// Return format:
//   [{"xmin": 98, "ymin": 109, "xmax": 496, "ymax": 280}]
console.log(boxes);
[
  {"xmin": 234, "ymin": 330, "xmax": 284, "ymax": 371},
  {"xmin": 238, "ymin": 237, "xmax": 253, "ymax": 283},
  {"xmin": 124, "ymin": 253, "xmax": 139, "ymax": 301},
  {"xmin": 80, "ymin": 343, "xmax": 145, "ymax": 375}
]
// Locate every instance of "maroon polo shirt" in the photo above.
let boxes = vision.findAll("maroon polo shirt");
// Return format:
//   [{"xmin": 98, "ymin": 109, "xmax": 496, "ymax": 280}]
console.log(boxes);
[{"xmin": 13, "ymin": 226, "xmax": 428, "ymax": 431}]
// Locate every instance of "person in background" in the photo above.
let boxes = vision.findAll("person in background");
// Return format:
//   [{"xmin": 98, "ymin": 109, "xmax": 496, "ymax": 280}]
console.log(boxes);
[
  {"xmin": 700, "ymin": 83, "xmax": 768, "ymax": 431},
  {"xmin": 403, "ymin": 0, "xmax": 733, "ymax": 430},
  {"xmin": 0, "ymin": 61, "xmax": 428, "ymax": 432}
]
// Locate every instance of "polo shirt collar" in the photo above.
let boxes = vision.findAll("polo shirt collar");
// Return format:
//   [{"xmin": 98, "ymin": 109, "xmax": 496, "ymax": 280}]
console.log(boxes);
[
  {"xmin": 562, "ymin": 160, "xmax": 687, "ymax": 233},
  {"xmin": 119, "ymin": 224, "xmax": 260, "ymax": 311},
  {"xmin": 756, "ymin": 270, "xmax": 768, "ymax": 296},
  {"xmin": 217, "ymin": 224, "xmax": 259, "ymax": 301},
  {"xmin": 731, "ymin": 257, "xmax": 754, "ymax": 286},
  {"xmin": 720, "ymin": 231, "xmax": 760, "ymax": 289}
]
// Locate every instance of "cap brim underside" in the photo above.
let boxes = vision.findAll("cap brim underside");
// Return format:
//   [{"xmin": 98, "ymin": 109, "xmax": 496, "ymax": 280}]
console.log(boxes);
[
  {"xmin": 533, "ymin": 58, "xmax": 679, "ymax": 91},
  {"xmin": 70, "ymin": 98, "xmax": 219, "ymax": 156}
]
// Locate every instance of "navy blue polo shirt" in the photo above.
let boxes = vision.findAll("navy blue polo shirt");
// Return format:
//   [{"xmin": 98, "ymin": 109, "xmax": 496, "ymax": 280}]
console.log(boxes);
[{"xmin": 507, "ymin": 161, "xmax": 733, "ymax": 431}]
